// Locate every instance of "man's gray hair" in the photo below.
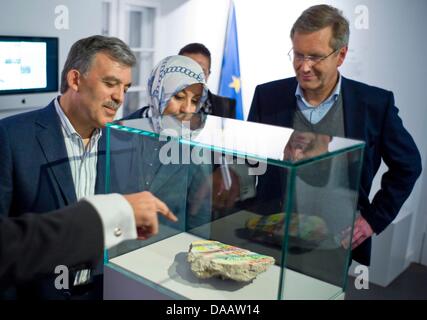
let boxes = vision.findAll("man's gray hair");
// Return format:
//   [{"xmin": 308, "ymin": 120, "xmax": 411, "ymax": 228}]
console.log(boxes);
[
  {"xmin": 60, "ymin": 35, "xmax": 136, "ymax": 93},
  {"xmin": 290, "ymin": 5, "xmax": 350, "ymax": 50}
]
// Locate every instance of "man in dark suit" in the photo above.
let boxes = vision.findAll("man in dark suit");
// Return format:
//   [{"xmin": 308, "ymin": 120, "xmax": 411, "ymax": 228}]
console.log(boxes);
[
  {"xmin": 0, "ymin": 35, "xmax": 168, "ymax": 299},
  {"xmin": 0, "ymin": 192, "xmax": 177, "ymax": 290},
  {"xmin": 179, "ymin": 43, "xmax": 236, "ymax": 118},
  {"xmin": 0, "ymin": 201, "xmax": 104, "ymax": 291},
  {"xmin": 248, "ymin": 5, "xmax": 422, "ymax": 266}
]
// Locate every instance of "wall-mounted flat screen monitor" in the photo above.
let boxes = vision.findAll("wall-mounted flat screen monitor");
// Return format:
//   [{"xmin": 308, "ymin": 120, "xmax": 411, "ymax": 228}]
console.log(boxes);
[{"xmin": 0, "ymin": 36, "xmax": 58, "ymax": 95}]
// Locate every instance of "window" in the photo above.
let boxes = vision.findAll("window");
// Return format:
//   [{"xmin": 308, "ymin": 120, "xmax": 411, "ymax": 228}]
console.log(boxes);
[{"xmin": 102, "ymin": 0, "xmax": 158, "ymax": 118}]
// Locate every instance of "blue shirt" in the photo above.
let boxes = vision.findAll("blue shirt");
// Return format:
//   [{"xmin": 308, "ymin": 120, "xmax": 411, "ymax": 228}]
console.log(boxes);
[{"xmin": 295, "ymin": 74, "xmax": 342, "ymax": 124}]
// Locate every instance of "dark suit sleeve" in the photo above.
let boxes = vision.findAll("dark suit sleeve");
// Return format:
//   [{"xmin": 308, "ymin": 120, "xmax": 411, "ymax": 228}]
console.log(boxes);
[
  {"xmin": 0, "ymin": 200, "xmax": 104, "ymax": 288},
  {"xmin": 247, "ymin": 85, "xmax": 261, "ymax": 122},
  {"xmin": 209, "ymin": 93, "xmax": 236, "ymax": 119},
  {"xmin": 361, "ymin": 92, "xmax": 422, "ymax": 234},
  {"xmin": 0, "ymin": 122, "xmax": 13, "ymax": 217},
  {"xmin": 229, "ymin": 98, "xmax": 236, "ymax": 119}
]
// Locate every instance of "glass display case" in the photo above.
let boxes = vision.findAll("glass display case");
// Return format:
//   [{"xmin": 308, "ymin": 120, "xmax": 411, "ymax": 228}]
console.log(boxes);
[{"xmin": 103, "ymin": 114, "xmax": 365, "ymax": 300}]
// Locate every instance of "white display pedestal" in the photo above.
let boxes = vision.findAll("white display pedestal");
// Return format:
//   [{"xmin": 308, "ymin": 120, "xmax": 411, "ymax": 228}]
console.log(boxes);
[{"xmin": 104, "ymin": 232, "xmax": 344, "ymax": 300}]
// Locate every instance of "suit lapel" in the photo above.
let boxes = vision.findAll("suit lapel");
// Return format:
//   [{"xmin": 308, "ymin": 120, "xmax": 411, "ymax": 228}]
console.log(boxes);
[
  {"xmin": 95, "ymin": 133, "xmax": 106, "ymax": 194},
  {"xmin": 341, "ymin": 77, "xmax": 366, "ymax": 140},
  {"xmin": 35, "ymin": 101, "xmax": 77, "ymax": 205},
  {"xmin": 282, "ymin": 78, "xmax": 298, "ymax": 127}
]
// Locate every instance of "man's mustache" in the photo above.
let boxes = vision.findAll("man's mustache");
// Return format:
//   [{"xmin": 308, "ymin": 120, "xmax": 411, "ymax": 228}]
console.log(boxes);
[{"xmin": 103, "ymin": 101, "xmax": 121, "ymax": 111}]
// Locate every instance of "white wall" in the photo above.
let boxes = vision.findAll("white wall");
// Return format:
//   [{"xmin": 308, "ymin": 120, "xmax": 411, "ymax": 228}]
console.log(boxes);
[
  {"xmin": 0, "ymin": 0, "xmax": 103, "ymax": 116},
  {"xmin": 155, "ymin": 0, "xmax": 427, "ymax": 265},
  {"xmin": 157, "ymin": 0, "xmax": 229, "ymax": 96}
]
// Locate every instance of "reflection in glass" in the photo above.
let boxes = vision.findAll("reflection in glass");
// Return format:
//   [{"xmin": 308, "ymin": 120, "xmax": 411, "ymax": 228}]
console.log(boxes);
[
  {"xmin": 105, "ymin": 116, "xmax": 364, "ymax": 299},
  {"xmin": 283, "ymin": 130, "xmax": 332, "ymax": 163}
]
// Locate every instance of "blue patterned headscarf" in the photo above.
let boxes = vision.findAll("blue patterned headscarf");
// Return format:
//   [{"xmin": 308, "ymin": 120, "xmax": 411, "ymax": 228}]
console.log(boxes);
[{"xmin": 147, "ymin": 55, "xmax": 208, "ymax": 117}]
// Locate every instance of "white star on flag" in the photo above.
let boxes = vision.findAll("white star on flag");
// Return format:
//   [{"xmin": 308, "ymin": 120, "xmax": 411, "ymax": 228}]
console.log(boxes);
[{"xmin": 228, "ymin": 75, "xmax": 241, "ymax": 94}]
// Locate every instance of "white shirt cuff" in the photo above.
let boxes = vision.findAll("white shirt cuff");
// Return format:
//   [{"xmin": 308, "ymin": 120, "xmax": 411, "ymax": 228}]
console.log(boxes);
[{"xmin": 83, "ymin": 194, "xmax": 137, "ymax": 249}]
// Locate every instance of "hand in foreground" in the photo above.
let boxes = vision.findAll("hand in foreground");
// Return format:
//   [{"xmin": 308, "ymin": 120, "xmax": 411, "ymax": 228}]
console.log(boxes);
[
  {"xmin": 351, "ymin": 215, "xmax": 374, "ymax": 250},
  {"xmin": 340, "ymin": 213, "xmax": 374, "ymax": 250},
  {"xmin": 124, "ymin": 191, "xmax": 178, "ymax": 240}
]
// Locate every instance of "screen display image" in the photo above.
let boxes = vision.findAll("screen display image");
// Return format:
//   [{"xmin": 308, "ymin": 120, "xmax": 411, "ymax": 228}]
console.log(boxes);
[
  {"xmin": 0, "ymin": 36, "xmax": 58, "ymax": 95},
  {"xmin": 0, "ymin": 41, "xmax": 47, "ymax": 90}
]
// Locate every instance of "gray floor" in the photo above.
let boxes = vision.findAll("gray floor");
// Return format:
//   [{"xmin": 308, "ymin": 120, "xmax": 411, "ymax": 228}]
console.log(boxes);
[{"xmin": 345, "ymin": 263, "xmax": 427, "ymax": 300}]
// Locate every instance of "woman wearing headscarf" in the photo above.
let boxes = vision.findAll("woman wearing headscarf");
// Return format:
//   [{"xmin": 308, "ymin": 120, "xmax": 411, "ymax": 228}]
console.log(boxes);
[
  {"xmin": 109, "ymin": 56, "xmax": 212, "ymax": 250},
  {"xmin": 126, "ymin": 55, "xmax": 208, "ymax": 120}
]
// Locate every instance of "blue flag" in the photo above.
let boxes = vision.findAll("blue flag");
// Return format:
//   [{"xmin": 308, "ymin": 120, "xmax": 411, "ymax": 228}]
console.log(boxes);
[{"xmin": 219, "ymin": 1, "xmax": 243, "ymax": 120}]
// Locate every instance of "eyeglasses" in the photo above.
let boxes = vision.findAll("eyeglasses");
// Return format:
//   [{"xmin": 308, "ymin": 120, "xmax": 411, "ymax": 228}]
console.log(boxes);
[{"xmin": 288, "ymin": 48, "xmax": 339, "ymax": 66}]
